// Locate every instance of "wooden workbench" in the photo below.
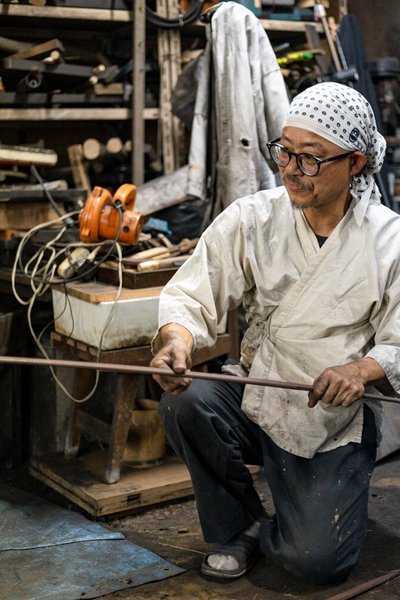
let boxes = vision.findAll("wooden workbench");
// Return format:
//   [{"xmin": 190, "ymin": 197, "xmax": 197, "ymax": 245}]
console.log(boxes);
[{"xmin": 29, "ymin": 277, "xmax": 239, "ymax": 516}]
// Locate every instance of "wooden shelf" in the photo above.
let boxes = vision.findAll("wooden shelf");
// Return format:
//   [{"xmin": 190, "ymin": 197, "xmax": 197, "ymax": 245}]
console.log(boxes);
[
  {"xmin": 0, "ymin": 4, "xmax": 132, "ymax": 22},
  {"xmin": 0, "ymin": 107, "xmax": 159, "ymax": 122},
  {"xmin": 260, "ymin": 18, "xmax": 323, "ymax": 33},
  {"xmin": 0, "ymin": 5, "xmax": 323, "ymax": 31},
  {"xmin": 187, "ymin": 16, "xmax": 323, "ymax": 34}
]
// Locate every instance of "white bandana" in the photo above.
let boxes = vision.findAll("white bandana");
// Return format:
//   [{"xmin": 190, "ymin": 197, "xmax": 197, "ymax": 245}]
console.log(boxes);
[{"xmin": 283, "ymin": 82, "xmax": 386, "ymax": 223}]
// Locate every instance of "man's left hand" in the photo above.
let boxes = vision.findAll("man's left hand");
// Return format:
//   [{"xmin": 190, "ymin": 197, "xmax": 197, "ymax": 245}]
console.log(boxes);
[{"xmin": 308, "ymin": 358, "xmax": 387, "ymax": 408}]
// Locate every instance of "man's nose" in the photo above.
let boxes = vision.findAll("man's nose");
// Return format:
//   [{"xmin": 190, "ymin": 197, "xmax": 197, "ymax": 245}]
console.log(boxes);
[{"xmin": 284, "ymin": 155, "xmax": 303, "ymax": 175}]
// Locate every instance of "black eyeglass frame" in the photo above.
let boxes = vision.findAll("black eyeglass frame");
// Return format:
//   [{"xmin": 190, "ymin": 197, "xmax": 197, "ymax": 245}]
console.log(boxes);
[{"xmin": 266, "ymin": 137, "xmax": 355, "ymax": 177}]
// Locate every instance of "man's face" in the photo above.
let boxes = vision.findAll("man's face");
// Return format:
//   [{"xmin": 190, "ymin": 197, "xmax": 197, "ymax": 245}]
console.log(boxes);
[{"xmin": 279, "ymin": 126, "xmax": 355, "ymax": 211}]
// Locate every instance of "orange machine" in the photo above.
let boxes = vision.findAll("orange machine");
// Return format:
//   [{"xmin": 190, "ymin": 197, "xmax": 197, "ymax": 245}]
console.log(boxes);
[{"xmin": 79, "ymin": 183, "xmax": 144, "ymax": 245}]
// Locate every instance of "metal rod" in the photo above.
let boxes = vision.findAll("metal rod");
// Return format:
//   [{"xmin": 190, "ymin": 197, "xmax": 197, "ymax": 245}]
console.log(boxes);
[
  {"xmin": 326, "ymin": 568, "xmax": 400, "ymax": 600},
  {"xmin": 2, "ymin": 354, "xmax": 400, "ymax": 404}
]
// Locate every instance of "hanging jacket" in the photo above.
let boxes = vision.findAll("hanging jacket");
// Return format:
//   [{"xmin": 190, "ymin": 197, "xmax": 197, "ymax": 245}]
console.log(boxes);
[{"xmin": 174, "ymin": 1, "xmax": 290, "ymax": 218}]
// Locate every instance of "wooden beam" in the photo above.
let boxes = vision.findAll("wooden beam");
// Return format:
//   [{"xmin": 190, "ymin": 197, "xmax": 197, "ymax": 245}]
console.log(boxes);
[{"xmin": 132, "ymin": 0, "xmax": 146, "ymax": 185}]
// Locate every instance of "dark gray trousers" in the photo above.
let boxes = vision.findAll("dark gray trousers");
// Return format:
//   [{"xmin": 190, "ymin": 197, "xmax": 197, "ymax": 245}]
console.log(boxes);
[{"xmin": 159, "ymin": 378, "xmax": 377, "ymax": 584}]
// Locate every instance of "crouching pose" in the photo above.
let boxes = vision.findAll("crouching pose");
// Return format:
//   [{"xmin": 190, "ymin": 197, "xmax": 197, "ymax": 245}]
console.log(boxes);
[{"xmin": 150, "ymin": 82, "xmax": 400, "ymax": 584}]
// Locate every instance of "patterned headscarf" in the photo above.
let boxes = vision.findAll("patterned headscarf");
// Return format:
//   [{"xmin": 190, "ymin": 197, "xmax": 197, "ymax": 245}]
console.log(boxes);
[{"xmin": 282, "ymin": 82, "xmax": 386, "ymax": 221}]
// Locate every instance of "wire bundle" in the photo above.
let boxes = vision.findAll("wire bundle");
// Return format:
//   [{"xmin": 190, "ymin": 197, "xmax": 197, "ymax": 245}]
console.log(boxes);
[{"xmin": 11, "ymin": 211, "xmax": 124, "ymax": 403}]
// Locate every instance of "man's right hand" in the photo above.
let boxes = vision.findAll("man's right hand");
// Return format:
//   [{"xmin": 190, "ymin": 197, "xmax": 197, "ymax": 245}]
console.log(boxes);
[{"xmin": 150, "ymin": 323, "xmax": 194, "ymax": 395}]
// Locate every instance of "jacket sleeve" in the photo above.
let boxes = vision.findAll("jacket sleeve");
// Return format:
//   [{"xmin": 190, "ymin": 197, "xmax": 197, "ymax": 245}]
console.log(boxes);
[{"xmin": 152, "ymin": 202, "xmax": 252, "ymax": 353}]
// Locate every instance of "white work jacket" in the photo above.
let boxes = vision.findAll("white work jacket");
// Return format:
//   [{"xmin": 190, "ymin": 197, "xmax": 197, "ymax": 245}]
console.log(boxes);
[{"xmin": 153, "ymin": 187, "xmax": 400, "ymax": 458}]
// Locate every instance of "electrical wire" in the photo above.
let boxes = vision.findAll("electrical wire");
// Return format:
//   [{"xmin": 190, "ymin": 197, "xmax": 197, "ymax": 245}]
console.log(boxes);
[
  {"xmin": 30, "ymin": 165, "xmax": 76, "ymax": 228},
  {"xmin": 11, "ymin": 205, "xmax": 126, "ymax": 403},
  {"xmin": 31, "ymin": 241, "xmax": 124, "ymax": 404}
]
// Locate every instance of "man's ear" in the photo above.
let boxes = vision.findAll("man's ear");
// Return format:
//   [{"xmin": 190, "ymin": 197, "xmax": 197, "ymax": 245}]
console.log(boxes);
[{"xmin": 350, "ymin": 151, "xmax": 367, "ymax": 176}]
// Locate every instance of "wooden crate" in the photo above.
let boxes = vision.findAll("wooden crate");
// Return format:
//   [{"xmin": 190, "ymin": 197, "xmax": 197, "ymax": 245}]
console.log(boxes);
[{"xmin": 29, "ymin": 451, "xmax": 194, "ymax": 517}]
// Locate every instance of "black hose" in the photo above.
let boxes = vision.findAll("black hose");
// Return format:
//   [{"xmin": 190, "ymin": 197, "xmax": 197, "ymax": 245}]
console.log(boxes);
[{"xmin": 145, "ymin": 0, "xmax": 205, "ymax": 29}]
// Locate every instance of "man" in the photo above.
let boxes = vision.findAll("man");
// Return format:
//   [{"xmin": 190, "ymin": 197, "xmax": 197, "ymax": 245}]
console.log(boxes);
[{"xmin": 149, "ymin": 82, "xmax": 400, "ymax": 585}]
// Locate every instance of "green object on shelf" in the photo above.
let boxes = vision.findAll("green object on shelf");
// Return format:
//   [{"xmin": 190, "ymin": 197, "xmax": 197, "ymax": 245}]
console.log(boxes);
[{"xmin": 277, "ymin": 51, "xmax": 315, "ymax": 66}]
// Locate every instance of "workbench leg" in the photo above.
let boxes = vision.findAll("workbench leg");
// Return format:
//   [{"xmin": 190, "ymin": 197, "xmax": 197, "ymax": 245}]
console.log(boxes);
[
  {"xmin": 104, "ymin": 373, "xmax": 139, "ymax": 484},
  {"xmin": 64, "ymin": 368, "xmax": 95, "ymax": 458}
]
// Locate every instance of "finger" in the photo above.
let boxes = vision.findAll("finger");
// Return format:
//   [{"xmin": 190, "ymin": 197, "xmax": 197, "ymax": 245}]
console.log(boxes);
[
  {"xmin": 308, "ymin": 377, "xmax": 331, "ymax": 408},
  {"xmin": 335, "ymin": 391, "xmax": 361, "ymax": 408},
  {"xmin": 312, "ymin": 377, "xmax": 330, "ymax": 398},
  {"xmin": 308, "ymin": 381, "xmax": 327, "ymax": 408},
  {"xmin": 152, "ymin": 374, "xmax": 192, "ymax": 395},
  {"xmin": 151, "ymin": 354, "xmax": 188, "ymax": 376},
  {"xmin": 319, "ymin": 383, "xmax": 341, "ymax": 405},
  {"xmin": 309, "ymin": 382, "xmax": 340, "ymax": 407},
  {"xmin": 331, "ymin": 382, "xmax": 364, "ymax": 407},
  {"xmin": 308, "ymin": 392, "xmax": 319, "ymax": 408}
]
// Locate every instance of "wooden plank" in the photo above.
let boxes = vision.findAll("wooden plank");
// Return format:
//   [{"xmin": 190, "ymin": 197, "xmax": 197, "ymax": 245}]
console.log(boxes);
[
  {"xmin": 51, "ymin": 331, "xmax": 233, "ymax": 368},
  {"xmin": 29, "ymin": 452, "xmax": 194, "ymax": 517},
  {"xmin": 0, "ymin": 108, "xmax": 159, "ymax": 121},
  {"xmin": 259, "ymin": 19, "xmax": 324, "ymax": 33},
  {"xmin": 9, "ymin": 38, "xmax": 64, "ymax": 60},
  {"xmin": 132, "ymin": 0, "xmax": 145, "ymax": 184},
  {"xmin": 55, "ymin": 281, "xmax": 163, "ymax": 303},
  {"xmin": 158, "ymin": 0, "xmax": 174, "ymax": 174},
  {"xmin": 167, "ymin": 0, "xmax": 186, "ymax": 169},
  {"xmin": 305, "ymin": 22, "xmax": 331, "ymax": 76},
  {"xmin": 97, "ymin": 263, "xmax": 177, "ymax": 289},
  {"xmin": 29, "ymin": 452, "xmax": 258, "ymax": 517},
  {"xmin": 0, "ymin": 4, "xmax": 131, "ymax": 21},
  {"xmin": 67, "ymin": 144, "xmax": 91, "ymax": 192},
  {"xmin": 0, "ymin": 201, "xmax": 59, "ymax": 230},
  {"xmin": 75, "ymin": 409, "xmax": 111, "ymax": 443}
]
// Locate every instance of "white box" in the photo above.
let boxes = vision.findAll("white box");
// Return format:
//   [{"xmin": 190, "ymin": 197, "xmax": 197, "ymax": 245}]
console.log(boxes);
[{"xmin": 52, "ymin": 284, "xmax": 162, "ymax": 350}]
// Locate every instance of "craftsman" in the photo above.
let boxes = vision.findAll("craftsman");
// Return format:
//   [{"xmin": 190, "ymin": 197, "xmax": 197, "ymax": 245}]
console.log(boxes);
[{"xmin": 149, "ymin": 82, "xmax": 400, "ymax": 584}]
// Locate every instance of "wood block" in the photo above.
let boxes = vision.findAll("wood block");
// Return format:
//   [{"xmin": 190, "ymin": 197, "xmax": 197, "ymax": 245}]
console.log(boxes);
[
  {"xmin": 29, "ymin": 451, "xmax": 194, "ymax": 517},
  {"xmin": 0, "ymin": 201, "xmax": 60, "ymax": 230}
]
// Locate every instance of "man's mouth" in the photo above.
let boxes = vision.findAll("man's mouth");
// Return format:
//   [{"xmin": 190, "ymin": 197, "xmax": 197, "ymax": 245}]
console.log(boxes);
[{"xmin": 283, "ymin": 175, "xmax": 312, "ymax": 191}]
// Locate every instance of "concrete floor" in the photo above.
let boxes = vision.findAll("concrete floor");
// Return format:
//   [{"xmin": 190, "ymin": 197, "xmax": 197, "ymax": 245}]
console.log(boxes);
[
  {"xmin": 100, "ymin": 454, "xmax": 400, "ymax": 600},
  {"xmin": 8, "ymin": 451, "xmax": 400, "ymax": 600}
]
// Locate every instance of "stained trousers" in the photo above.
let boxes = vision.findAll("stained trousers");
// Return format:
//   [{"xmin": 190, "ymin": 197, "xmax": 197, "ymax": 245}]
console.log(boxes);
[{"xmin": 159, "ymin": 378, "xmax": 377, "ymax": 584}]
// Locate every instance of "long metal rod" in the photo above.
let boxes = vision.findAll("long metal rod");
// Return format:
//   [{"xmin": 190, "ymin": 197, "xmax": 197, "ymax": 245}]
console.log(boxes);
[
  {"xmin": 326, "ymin": 568, "xmax": 400, "ymax": 600},
  {"xmin": 2, "ymin": 354, "xmax": 400, "ymax": 404}
]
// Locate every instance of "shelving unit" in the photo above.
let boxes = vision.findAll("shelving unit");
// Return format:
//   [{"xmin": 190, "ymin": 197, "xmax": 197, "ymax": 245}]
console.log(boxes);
[
  {"xmin": 0, "ymin": 3, "xmax": 327, "ymax": 187},
  {"xmin": 0, "ymin": 3, "xmax": 150, "ymax": 183}
]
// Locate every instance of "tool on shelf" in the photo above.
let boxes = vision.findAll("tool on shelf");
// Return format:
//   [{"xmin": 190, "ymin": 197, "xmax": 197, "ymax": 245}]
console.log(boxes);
[{"xmin": 79, "ymin": 184, "xmax": 144, "ymax": 245}]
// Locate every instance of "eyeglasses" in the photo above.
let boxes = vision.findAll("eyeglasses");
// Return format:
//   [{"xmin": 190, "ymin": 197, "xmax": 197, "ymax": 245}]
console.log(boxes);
[{"xmin": 266, "ymin": 138, "xmax": 355, "ymax": 177}]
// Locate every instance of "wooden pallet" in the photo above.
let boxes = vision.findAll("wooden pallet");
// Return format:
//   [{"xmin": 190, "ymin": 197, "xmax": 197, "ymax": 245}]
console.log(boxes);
[{"xmin": 29, "ymin": 451, "xmax": 194, "ymax": 517}]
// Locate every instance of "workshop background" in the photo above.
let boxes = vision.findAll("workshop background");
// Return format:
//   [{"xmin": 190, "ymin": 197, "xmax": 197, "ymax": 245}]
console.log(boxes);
[{"xmin": 1, "ymin": 1, "xmax": 400, "ymax": 599}]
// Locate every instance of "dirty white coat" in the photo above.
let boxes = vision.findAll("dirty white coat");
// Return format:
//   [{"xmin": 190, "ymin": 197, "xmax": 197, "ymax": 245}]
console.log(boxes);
[{"xmin": 153, "ymin": 187, "xmax": 400, "ymax": 458}]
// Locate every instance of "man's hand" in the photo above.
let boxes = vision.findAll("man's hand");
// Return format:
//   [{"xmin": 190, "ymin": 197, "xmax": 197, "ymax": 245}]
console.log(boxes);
[
  {"xmin": 150, "ymin": 323, "xmax": 194, "ymax": 395},
  {"xmin": 308, "ymin": 357, "xmax": 387, "ymax": 408}
]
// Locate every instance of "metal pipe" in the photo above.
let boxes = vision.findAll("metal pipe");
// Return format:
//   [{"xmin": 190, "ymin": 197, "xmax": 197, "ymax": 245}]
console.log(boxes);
[
  {"xmin": 2, "ymin": 354, "xmax": 400, "ymax": 405},
  {"xmin": 326, "ymin": 568, "xmax": 400, "ymax": 600}
]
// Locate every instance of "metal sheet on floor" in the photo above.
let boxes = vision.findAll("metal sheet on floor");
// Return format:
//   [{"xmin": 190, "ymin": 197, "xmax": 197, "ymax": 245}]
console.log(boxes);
[{"xmin": 0, "ymin": 483, "xmax": 184, "ymax": 600}]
